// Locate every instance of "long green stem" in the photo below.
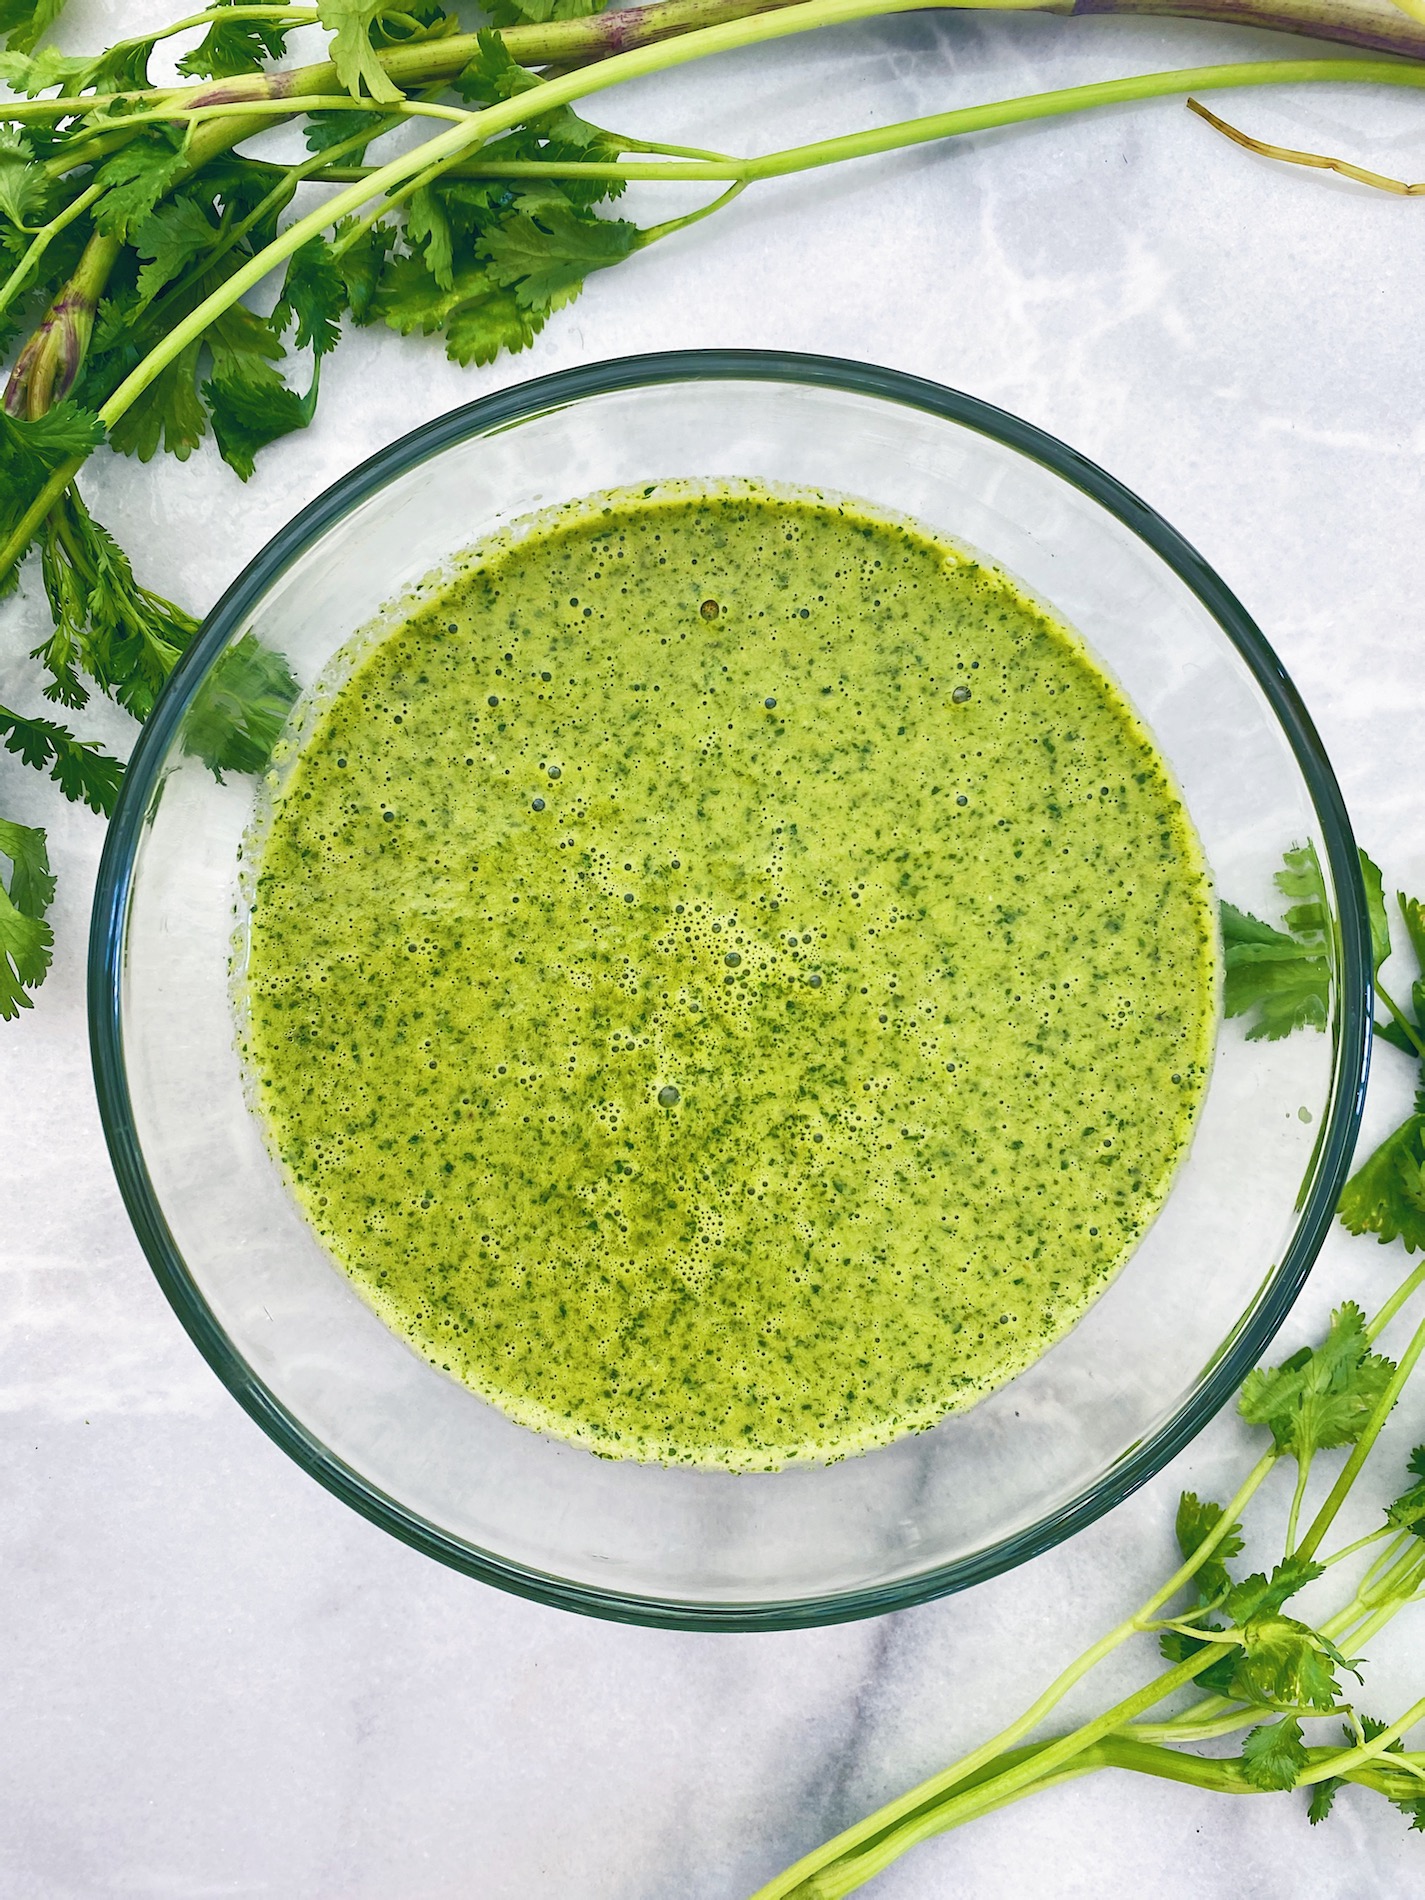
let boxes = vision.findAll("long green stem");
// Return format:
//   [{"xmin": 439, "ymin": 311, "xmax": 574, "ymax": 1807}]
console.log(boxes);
[
  {"xmin": 1319, "ymin": 1522, "xmax": 1395, "ymax": 1568},
  {"xmin": 4, "ymin": 231, "xmax": 122, "ymax": 418},
  {"xmin": 1129, "ymin": 1701, "xmax": 1347, "ymax": 1743},
  {"xmin": 1285, "ymin": 1447, "xmax": 1314, "ymax": 1556},
  {"xmin": 76, "ymin": 94, "xmax": 476, "ymax": 138},
  {"xmin": 1368, "ymin": 1258, "xmax": 1425, "ymax": 1342},
  {"xmin": 121, "ymin": 3, "xmax": 317, "ymax": 45},
  {"xmin": 1343, "ymin": 1530, "xmax": 1416, "ymax": 1611},
  {"xmin": 1342, "ymin": 1568, "xmax": 1425, "ymax": 1652}
]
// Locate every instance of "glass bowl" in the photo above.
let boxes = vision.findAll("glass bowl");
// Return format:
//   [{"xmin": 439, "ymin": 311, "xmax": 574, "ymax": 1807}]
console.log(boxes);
[{"xmin": 89, "ymin": 351, "xmax": 1371, "ymax": 1629}]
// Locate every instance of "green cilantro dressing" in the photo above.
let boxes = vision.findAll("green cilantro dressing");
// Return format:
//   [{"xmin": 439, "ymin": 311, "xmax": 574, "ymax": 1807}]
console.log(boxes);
[{"xmin": 241, "ymin": 482, "xmax": 1216, "ymax": 1470}]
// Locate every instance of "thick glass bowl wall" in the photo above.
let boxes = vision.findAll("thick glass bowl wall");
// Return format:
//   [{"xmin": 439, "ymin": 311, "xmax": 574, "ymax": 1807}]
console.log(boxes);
[{"xmin": 90, "ymin": 354, "xmax": 1371, "ymax": 1628}]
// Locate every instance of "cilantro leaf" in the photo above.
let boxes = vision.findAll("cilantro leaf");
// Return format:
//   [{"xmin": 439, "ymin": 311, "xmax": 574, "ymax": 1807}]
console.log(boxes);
[
  {"xmin": 35, "ymin": 492, "xmax": 197, "ymax": 720},
  {"xmin": 0, "ymin": 401, "xmax": 105, "ymax": 552},
  {"xmin": 373, "ymin": 253, "xmax": 546, "ymax": 365},
  {"xmin": 0, "ymin": 812, "xmax": 54, "ymax": 1019},
  {"xmin": 483, "ymin": 0, "xmax": 600, "ymax": 25},
  {"xmin": 205, "ymin": 296, "xmax": 286, "ymax": 386},
  {"xmin": 334, "ymin": 218, "xmax": 392, "ymax": 322},
  {"xmin": 480, "ymin": 200, "xmax": 640, "ymax": 312},
  {"xmin": 201, "ymin": 297, "xmax": 317, "ymax": 479},
  {"xmin": 1400, "ymin": 894, "xmax": 1425, "ymax": 983},
  {"xmin": 205, "ymin": 371, "xmax": 316, "ymax": 481},
  {"xmin": 1223, "ymin": 1556, "xmax": 1324, "ymax": 1624},
  {"xmin": 1308, "ymin": 1778, "xmax": 1341, "ymax": 1825},
  {"xmin": 0, "ymin": 46, "xmax": 89, "ymax": 93},
  {"xmin": 1387, "ymin": 1447, "xmax": 1425, "ymax": 1537},
  {"xmin": 1238, "ymin": 1302, "xmax": 1396, "ymax": 1461},
  {"xmin": 0, "ymin": 0, "xmax": 68, "ymax": 57},
  {"xmin": 0, "ymin": 813, "xmax": 54, "ymax": 917},
  {"xmin": 181, "ymin": 632, "xmax": 299, "ymax": 779},
  {"xmin": 1338, "ymin": 1108, "xmax": 1425, "ymax": 1254},
  {"xmin": 1277, "ymin": 841, "xmax": 1328, "ymax": 937},
  {"xmin": 0, "ymin": 866, "xmax": 51, "ymax": 1015},
  {"xmin": 273, "ymin": 238, "xmax": 344, "ymax": 358},
  {"xmin": 318, "ymin": 0, "xmax": 405, "ymax": 104},
  {"xmin": 176, "ymin": 0, "xmax": 292, "ymax": 80},
  {"xmin": 303, "ymin": 106, "xmax": 388, "ymax": 159},
  {"xmin": 1240, "ymin": 1716, "xmax": 1307, "ymax": 1793},
  {"xmin": 406, "ymin": 183, "xmax": 455, "ymax": 291},
  {"xmin": 1235, "ymin": 1614, "xmax": 1347, "ymax": 1711},
  {"xmin": 132, "ymin": 199, "xmax": 219, "ymax": 310},
  {"xmin": 1174, "ymin": 1490, "xmax": 1244, "ymax": 1605},
  {"xmin": 0, "ymin": 703, "xmax": 123, "ymax": 813},
  {"xmin": 443, "ymin": 286, "xmax": 544, "ymax": 366},
  {"xmin": 107, "ymin": 338, "xmax": 207, "ymax": 463},
  {"xmin": 93, "ymin": 134, "xmax": 187, "ymax": 243},
  {"xmin": 73, "ymin": 36, "xmax": 157, "ymax": 94},
  {"xmin": 1156, "ymin": 1626, "xmax": 1242, "ymax": 1697},
  {"xmin": 1360, "ymin": 850, "xmax": 1391, "ymax": 978},
  {"xmin": 0, "ymin": 125, "xmax": 48, "ymax": 230},
  {"xmin": 454, "ymin": 28, "xmax": 542, "ymax": 105},
  {"xmin": 1375, "ymin": 890, "xmax": 1425, "ymax": 1056},
  {"xmin": 1220, "ymin": 895, "xmax": 1329, "ymax": 1042}
]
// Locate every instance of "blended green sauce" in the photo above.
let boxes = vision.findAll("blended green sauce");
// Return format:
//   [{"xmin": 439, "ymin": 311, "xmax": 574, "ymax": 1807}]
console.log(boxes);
[{"xmin": 241, "ymin": 481, "xmax": 1216, "ymax": 1470}]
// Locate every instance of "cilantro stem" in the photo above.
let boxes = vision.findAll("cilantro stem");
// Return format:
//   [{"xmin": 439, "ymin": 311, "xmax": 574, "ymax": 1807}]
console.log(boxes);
[
  {"xmin": 1318, "ymin": 1522, "xmax": 1396, "ymax": 1568},
  {"xmin": 82, "ymin": 95, "xmax": 478, "ymax": 138},
  {"xmin": 640, "ymin": 179, "xmax": 749, "ymax": 243},
  {"xmin": 1129, "ymin": 1703, "xmax": 1348, "ymax": 1744},
  {"xmin": 1296, "ymin": 1308, "xmax": 1425, "ymax": 1562},
  {"xmin": 1346, "ymin": 1580, "xmax": 1425, "ymax": 1653},
  {"xmin": 144, "ymin": 54, "xmax": 1425, "ymax": 199},
  {"xmin": 1331, "ymin": 1548, "xmax": 1425, "ymax": 1639},
  {"xmin": 1367, "ymin": 1257, "xmax": 1425, "ymax": 1342},
  {"xmin": 120, "ymin": 4, "xmax": 318, "ymax": 44},
  {"xmin": 1375, "ymin": 978, "xmax": 1425, "ymax": 1060},
  {"xmin": 601, "ymin": 129, "xmax": 737, "ymax": 162},
  {"xmin": 6, "ymin": 0, "xmax": 1421, "ymax": 130},
  {"xmin": 1284, "ymin": 1447, "xmax": 1315, "ymax": 1557}
]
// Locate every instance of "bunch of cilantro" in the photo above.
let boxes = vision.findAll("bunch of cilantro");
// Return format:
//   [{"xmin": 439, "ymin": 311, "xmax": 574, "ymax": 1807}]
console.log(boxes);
[{"xmin": 747, "ymin": 849, "xmax": 1425, "ymax": 1899}]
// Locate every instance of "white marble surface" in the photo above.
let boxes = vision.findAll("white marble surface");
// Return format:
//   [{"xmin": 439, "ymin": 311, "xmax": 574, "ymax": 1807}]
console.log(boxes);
[{"xmin": 8, "ymin": 5, "xmax": 1425, "ymax": 1894}]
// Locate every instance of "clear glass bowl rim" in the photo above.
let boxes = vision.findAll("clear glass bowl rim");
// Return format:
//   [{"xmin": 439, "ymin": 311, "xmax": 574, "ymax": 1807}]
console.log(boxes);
[{"xmin": 88, "ymin": 348, "xmax": 1373, "ymax": 1630}]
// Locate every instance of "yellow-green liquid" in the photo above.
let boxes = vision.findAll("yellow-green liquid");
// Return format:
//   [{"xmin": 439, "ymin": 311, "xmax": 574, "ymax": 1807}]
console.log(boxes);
[{"xmin": 242, "ymin": 483, "xmax": 1216, "ymax": 1470}]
